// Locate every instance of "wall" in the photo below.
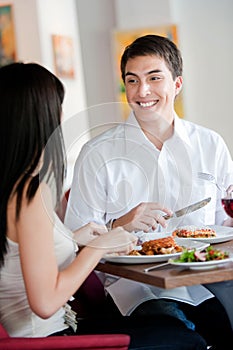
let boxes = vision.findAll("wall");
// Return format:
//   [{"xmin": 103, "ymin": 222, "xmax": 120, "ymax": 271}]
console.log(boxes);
[
  {"xmin": 0, "ymin": 0, "xmax": 89, "ymax": 188},
  {"xmin": 7, "ymin": 0, "xmax": 42, "ymax": 62},
  {"xmin": 1, "ymin": 0, "xmax": 87, "ymax": 120},
  {"xmin": 114, "ymin": 0, "xmax": 172, "ymax": 28},
  {"xmin": 75, "ymin": 0, "xmax": 121, "ymax": 138},
  {"xmin": 171, "ymin": 0, "xmax": 233, "ymax": 154},
  {"xmin": 36, "ymin": 0, "xmax": 90, "ymax": 187}
]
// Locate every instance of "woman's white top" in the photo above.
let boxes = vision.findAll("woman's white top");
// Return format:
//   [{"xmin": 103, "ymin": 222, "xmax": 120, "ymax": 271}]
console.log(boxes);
[{"xmin": 0, "ymin": 214, "xmax": 77, "ymax": 337}]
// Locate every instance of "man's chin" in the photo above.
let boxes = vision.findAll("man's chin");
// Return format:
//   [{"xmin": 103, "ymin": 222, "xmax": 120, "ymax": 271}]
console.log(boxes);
[{"xmin": 133, "ymin": 108, "xmax": 163, "ymax": 120}]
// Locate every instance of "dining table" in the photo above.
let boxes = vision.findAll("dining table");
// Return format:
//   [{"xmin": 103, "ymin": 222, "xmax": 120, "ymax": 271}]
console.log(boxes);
[{"xmin": 95, "ymin": 240, "xmax": 233, "ymax": 289}]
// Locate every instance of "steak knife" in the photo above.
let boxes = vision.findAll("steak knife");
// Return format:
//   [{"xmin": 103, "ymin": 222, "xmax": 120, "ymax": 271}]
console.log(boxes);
[{"xmin": 163, "ymin": 197, "xmax": 211, "ymax": 220}]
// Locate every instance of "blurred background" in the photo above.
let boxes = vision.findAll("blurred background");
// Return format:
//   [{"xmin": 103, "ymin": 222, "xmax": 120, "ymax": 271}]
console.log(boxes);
[{"xmin": 0, "ymin": 0, "xmax": 232, "ymax": 188}]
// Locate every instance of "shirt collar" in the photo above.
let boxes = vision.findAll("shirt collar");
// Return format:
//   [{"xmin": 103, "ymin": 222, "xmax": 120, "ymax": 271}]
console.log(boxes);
[
  {"xmin": 125, "ymin": 111, "xmax": 192, "ymax": 148},
  {"xmin": 124, "ymin": 111, "xmax": 149, "ymax": 145},
  {"xmin": 173, "ymin": 113, "xmax": 192, "ymax": 147}
]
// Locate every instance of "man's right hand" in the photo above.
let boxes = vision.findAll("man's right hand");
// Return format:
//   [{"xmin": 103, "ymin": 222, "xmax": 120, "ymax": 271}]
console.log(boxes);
[{"xmin": 112, "ymin": 202, "xmax": 173, "ymax": 232}]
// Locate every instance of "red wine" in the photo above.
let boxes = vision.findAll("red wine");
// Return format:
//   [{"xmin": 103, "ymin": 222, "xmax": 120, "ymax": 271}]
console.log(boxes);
[{"xmin": 221, "ymin": 198, "xmax": 233, "ymax": 218}]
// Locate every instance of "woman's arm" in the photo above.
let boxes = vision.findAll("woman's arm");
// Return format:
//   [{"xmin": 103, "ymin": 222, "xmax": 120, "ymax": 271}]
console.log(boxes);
[{"xmin": 15, "ymin": 183, "xmax": 136, "ymax": 319}]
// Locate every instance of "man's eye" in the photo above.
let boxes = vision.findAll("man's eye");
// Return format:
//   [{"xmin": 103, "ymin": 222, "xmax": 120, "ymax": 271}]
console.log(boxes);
[
  {"xmin": 126, "ymin": 78, "xmax": 138, "ymax": 84},
  {"xmin": 150, "ymin": 76, "xmax": 160, "ymax": 81}
]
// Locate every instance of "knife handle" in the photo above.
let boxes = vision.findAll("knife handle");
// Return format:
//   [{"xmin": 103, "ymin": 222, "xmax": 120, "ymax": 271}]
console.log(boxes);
[{"xmin": 163, "ymin": 214, "xmax": 173, "ymax": 220}]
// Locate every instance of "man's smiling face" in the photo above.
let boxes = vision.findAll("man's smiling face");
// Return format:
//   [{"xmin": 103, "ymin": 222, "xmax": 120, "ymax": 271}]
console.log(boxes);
[{"xmin": 124, "ymin": 55, "xmax": 182, "ymax": 123}]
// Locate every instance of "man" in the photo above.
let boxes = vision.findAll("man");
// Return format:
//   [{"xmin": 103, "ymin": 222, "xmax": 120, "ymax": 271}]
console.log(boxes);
[{"xmin": 65, "ymin": 34, "xmax": 233, "ymax": 348}]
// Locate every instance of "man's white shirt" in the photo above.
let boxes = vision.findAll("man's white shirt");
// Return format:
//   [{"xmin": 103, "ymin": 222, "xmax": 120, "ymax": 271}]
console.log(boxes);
[{"xmin": 65, "ymin": 112, "xmax": 233, "ymax": 314}]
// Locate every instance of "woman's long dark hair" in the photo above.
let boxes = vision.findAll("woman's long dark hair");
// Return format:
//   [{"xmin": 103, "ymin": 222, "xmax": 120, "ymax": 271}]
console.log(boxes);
[{"xmin": 0, "ymin": 62, "xmax": 66, "ymax": 268}]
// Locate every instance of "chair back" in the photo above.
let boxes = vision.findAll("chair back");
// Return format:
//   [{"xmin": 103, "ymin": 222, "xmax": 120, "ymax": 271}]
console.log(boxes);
[
  {"xmin": 0, "ymin": 321, "xmax": 130, "ymax": 349},
  {"xmin": 0, "ymin": 322, "xmax": 9, "ymax": 338}
]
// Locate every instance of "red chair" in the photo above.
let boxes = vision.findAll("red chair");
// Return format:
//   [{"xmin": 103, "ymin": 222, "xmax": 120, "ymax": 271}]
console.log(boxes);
[
  {"xmin": 56, "ymin": 188, "xmax": 70, "ymax": 222},
  {"xmin": 0, "ymin": 322, "xmax": 130, "ymax": 350}
]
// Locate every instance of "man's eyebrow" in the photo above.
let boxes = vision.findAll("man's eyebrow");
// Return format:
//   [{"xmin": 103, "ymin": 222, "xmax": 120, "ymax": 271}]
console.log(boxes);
[
  {"xmin": 125, "ymin": 69, "xmax": 162, "ymax": 77},
  {"xmin": 125, "ymin": 72, "xmax": 137, "ymax": 77},
  {"xmin": 147, "ymin": 69, "xmax": 162, "ymax": 74}
]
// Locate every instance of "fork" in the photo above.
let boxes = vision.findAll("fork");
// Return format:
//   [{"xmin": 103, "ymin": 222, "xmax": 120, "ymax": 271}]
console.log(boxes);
[
  {"xmin": 144, "ymin": 262, "xmax": 170, "ymax": 272},
  {"xmin": 197, "ymin": 172, "xmax": 226, "ymax": 192}
]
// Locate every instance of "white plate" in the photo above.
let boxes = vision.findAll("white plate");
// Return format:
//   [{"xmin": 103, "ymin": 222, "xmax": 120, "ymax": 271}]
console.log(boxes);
[
  {"xmin": 169, "ymin": 255, "xmax": 233, "ymax": 270},
  {"xmin": 173, "ymin": 225, "xmax": 233, "ymax": 244},
  {"xmin": 104, "ymin": 239, "xmax": 209, "ymax": 264}
]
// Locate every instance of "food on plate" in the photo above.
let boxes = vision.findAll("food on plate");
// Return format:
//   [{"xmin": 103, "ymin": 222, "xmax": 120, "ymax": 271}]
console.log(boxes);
[
  {"xmin": 175, "ymin": 246, "xmax": 229, "ymax": 263},
  {"xmin": 128, "ymin": 250, "xmax": 142, "ymax": 256},
  {"xmin": 128, "ymin": 236, "xmax": 183, "ymax": 256},
  {"xmin": 172, "ymin": 225, "xmax": 216, "ymax": 238}
]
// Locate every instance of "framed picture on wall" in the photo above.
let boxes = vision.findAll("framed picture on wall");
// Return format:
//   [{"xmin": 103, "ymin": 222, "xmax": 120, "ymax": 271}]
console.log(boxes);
[
  {"xmin": 113, "ymin": 25, "xmax": 184, "ymax": 120},
  {"xmin": 0, "ymin": 4, "xmax": 17, "ymax": 67},
  {"xmin": 52, "ymin": 34, "xmax": 75, "ymax": 79}
]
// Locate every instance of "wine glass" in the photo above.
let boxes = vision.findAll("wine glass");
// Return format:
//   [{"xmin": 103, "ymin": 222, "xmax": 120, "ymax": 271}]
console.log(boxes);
[
  {"xmin": 221, "ymin": 192, "xmax": 233, "ymax": 218},
  {"xmin": 197, "ymin": 173, "xmax": 233, "ymax": 216}
]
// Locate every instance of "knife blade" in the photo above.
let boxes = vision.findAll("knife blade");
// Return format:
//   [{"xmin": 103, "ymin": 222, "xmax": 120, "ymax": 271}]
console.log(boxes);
[{"xmin": 163, "ymin": 197, "xmax": 211, "ymax": 220}]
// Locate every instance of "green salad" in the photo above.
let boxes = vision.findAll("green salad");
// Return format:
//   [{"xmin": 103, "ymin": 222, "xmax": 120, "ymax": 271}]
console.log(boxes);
[{"xmin": 176, "ymin": 246, "xmax": 229, "ymax": 263}]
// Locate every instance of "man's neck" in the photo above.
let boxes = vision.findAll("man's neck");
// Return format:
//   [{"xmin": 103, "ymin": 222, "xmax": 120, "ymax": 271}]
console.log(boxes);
[{"xmin": 138, "ymin": 114, "xmax": 174, "ymax": 150}]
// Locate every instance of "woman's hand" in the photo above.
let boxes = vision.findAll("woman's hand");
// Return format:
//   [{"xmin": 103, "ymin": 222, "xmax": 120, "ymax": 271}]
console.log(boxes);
[
  {"xmin": 87, "ymin": 227, "xmax": 138, "ymax": 255},
  {"xmin": 111, "ymin": 202, "xmax": 173, "ymax": 232},
  {"xmin": 73, "ymin": 222, "xmax": 108, "ymax": 246}
]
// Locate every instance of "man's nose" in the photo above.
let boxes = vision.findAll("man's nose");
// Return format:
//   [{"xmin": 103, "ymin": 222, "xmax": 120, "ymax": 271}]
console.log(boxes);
[{"xmin": 138, "ymin": 82, "xmax": 151, "ymax": 97}]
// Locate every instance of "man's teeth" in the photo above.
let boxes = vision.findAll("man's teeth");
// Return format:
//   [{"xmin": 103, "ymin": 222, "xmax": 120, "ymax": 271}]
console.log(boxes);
[{"xmin": 140, "ymin": 101, "xmax": 155, "ymax": 107}]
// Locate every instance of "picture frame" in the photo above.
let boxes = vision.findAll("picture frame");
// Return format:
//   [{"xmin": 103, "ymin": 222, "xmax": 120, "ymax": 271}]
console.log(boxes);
[
  {"xmin": 52, "ymin": 34, "xmax": 75, "ymax": 79},
  {"xmin": 0, "ymin": 4, "xmax": 17, "ymax": 67}
]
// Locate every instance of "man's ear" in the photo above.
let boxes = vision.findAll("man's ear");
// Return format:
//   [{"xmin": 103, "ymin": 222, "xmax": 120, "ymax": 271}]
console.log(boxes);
[{"xmin": 175, "ymin": 76, "xmax": 183, "ymax": 96}]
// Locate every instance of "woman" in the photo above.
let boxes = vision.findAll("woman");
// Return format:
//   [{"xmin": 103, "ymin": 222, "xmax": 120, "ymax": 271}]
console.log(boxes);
[{"xmin": 0, "ymin": 62, "xmax": 207, "ymax": 349}]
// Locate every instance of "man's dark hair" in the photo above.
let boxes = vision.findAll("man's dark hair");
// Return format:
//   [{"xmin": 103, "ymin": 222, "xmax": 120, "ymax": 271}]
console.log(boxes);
[{"xmin": 120, "ymin": 34, "xmax": 183, "ymax": 82}]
